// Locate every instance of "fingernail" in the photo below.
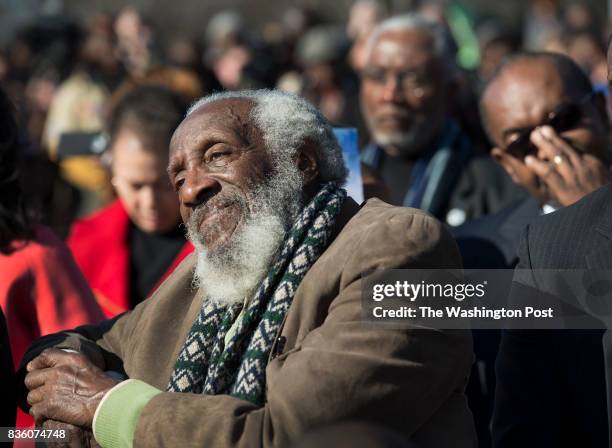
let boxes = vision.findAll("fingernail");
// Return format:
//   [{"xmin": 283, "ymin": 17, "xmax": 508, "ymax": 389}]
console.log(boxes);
[
  {"xmin": 540, "ymin": 126, "xmax": 553, "ymax": 138},
  {"xmin": 525, "ymin": 155, "xmax": 535, "ymax": 165}
]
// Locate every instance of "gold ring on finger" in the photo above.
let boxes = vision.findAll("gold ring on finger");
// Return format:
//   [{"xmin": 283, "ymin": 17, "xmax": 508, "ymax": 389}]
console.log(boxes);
[{"xmin": 553, "ymin": 154, "xmax": 565, "ymax": 166}]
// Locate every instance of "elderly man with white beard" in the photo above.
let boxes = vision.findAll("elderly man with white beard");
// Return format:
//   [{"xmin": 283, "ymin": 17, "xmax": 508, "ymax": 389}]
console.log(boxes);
[{"xmin": 18, "ymin": 90, "xmax": 476, "ymax": 448}]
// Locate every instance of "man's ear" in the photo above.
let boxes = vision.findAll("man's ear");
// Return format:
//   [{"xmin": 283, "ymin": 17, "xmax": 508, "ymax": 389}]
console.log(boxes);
[
  {"xmin": 491, "ymin": 147, "xmax": 504, "ymax": 164},
  {"xmin": 295, "ymin": 140, "xmax": 319, "ymax": 185},
  {"xmin": 491, "ymin": 147, "xmax": 517, "ymax": 181}
]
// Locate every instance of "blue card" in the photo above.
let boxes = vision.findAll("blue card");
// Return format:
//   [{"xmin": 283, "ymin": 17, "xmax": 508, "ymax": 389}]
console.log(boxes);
[{"xmin": 333, "ymin": 128, "xmax": 363, "ymax": 203}]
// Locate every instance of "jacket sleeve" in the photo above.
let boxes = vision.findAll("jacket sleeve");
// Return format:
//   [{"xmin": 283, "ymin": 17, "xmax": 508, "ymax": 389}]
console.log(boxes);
[
  {"xmin": 130, "ymin": 211, "xmax": 475, "ymax": 447},
  {"xmin": 17, "ymin": 309, "xmax": 139, "ymax": 412}
]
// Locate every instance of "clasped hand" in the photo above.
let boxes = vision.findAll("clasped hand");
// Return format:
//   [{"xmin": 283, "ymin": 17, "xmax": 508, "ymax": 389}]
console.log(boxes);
[{"xmin": 25, "ymin": 348, "xmax": 120, "ymax": 428}]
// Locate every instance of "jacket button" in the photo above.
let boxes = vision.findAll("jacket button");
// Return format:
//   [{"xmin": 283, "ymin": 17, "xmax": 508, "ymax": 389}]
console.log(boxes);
[{"xmin": 273, "ymin": 336, "xmax": 287, "ymax": 358}]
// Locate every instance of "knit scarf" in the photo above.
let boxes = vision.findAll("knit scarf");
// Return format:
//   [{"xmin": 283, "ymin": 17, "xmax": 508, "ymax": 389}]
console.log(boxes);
[{"xmin": 167, "ymin": 182, "xmax": 347, "ymax": 405}]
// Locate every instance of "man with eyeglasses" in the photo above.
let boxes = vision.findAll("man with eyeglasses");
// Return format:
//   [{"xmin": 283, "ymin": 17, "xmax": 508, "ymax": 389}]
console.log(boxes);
[{"xmin": 360, "ymin": 14, "xmax": 521, "ymax": 226}]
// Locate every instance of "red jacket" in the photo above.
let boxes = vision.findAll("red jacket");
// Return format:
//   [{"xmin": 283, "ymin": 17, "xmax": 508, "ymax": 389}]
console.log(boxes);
[
  {"xmin": 0, "ymin": 225, "xmax": 104, "ymax": 431},
  {"xmin": 0, "ymin": 225, "xmax": 104, "ymax": 365},
  {"xmin": 67, "ymin": 200, "xmax": 193, "ymax": 317}
]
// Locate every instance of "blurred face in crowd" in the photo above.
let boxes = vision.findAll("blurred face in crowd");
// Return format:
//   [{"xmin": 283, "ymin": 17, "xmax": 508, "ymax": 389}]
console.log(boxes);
[
  {"xmin": 111, "ymin": 128, "xmax": 181, "ymax": 233},
  {"xmin": 168, "ymin": 98, "xmax": 317, "ymax": 304},
  {"xmin": 360, "ymin": 28, "xmax": 452, "ymax": 157},
  {"xmin": 485, "ymin": 59, "xmax": 609, "ymax": 204}
]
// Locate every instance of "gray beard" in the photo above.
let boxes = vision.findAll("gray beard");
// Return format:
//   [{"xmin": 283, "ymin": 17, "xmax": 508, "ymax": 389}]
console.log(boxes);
[
  {"xmin": 372, "ymin": 129, "xmax": 422, "ymax": 155},
  {"xmin": 366, "ymin": 113, "xmax": 442, "ymax": 157},
  {"xmin": 186, "ymin": 160, "xmax": 304, "ymax": 306}
]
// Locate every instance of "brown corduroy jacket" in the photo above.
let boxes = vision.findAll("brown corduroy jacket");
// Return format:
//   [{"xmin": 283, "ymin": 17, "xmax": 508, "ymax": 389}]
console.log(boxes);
[{"xmin": 21, "ymin": 198, "xmax": 476, "ymax": 447}]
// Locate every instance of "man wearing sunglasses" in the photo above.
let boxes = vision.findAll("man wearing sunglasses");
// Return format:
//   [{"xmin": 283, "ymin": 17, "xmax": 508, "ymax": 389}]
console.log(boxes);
[
  {"xmin": 453, "ymin": 51, "xmax": 611, "ymax": 448},
  {"xmin": 455, "ymin": 52, "xmax": 611, "ymax": 270},
  {"xmin": 481, "ymin": 51, "xmax": 612, "ymax": 448}
]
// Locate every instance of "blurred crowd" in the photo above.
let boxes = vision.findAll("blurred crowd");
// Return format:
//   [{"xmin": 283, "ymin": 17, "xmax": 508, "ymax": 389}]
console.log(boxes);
[
  {"xmin": 1, "ymin": 0, "xmax": 609, "ymax": 238},
  {"xmin": 1, "ymin": 0, "xmax": 612, "ymax": 447}
]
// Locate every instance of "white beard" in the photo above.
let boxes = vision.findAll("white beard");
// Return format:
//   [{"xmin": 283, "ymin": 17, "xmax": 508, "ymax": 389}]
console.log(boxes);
[
  {"xmin": 187, "ymin": 159, "xmax": 303, "ymax": 306},
  {"xmin": 190, "ymin": 214, "xmax": 286, "ymax": 306}
]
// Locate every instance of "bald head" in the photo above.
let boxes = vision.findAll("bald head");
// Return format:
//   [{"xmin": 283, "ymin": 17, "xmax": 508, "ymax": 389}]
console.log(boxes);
[{"xmin": 481, "ymin": 52, "xmax": 593, "ymax": 139}]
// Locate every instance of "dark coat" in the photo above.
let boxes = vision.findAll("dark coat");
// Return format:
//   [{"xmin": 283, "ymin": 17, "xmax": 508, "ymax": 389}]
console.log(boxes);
[
  {"xmin": 453, "ymin": 197, "xmax": 541, "ymax": 270},
  {"xmin": 452, "ymin": 197, "xmax": 540, "ymax": 448},
  {"xmin": 362, "ymin": 122, "xmax": 526, "ymax": 227},
  {"xmin": 493, "ymin": 184, "xmax": 612, "ymax": 448}
]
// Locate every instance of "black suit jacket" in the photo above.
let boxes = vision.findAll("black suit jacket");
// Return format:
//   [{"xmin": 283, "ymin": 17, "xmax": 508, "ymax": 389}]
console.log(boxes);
[
  {"xmin": 493, "ymin": 184, "xmax": 612, "ymax": 448},
  {"xmin": 453, "ymin": 197, "xmax": 541, "ymax": 269},
  {"xmin": 452, "ymin": 198, "xmax": 540, "ymax": 448}
]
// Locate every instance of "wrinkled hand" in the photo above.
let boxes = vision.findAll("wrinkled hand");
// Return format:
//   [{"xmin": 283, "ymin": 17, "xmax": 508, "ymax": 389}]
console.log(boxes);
[
  {"xmin": 25, "ymin": 348, "xmax": 120, "ymax": 429},
  {"xmin": 526, "ymin": 125, "xmax": 612, "ymax": 206},
  {"xmin": 40, "ymin": 419, "xmax": 92, "ymax": 448}
]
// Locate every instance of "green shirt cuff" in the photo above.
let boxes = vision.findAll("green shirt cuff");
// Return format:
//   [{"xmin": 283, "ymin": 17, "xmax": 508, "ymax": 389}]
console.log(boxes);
[{"xmin": 93, "ymin": 379, "xmax": 162, "ymax": 448}]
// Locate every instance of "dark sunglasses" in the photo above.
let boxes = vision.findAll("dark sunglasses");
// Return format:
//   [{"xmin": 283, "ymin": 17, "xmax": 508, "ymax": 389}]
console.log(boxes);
[{"xmin": 504, "ymin": 92, "xmax": 594, "ymax": 159}]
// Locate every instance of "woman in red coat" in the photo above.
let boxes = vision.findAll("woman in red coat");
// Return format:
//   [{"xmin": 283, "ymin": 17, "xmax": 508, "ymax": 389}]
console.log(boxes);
[
  {"xmin": 0, "ymin": 85, "xmax": 104, "ymax": 429},
  {"xmin": 67, "ymin": 86, "xmax": 193, "ymax": 317}
]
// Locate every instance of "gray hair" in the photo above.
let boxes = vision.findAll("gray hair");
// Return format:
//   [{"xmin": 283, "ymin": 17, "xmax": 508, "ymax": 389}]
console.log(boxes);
[
  {"xmin": 187, "ymin": 89, "xmax": 348, "ymax": 185},
  {"xmin": 364, "ymin": 13, "xmax": 457, "ymax": 74}
]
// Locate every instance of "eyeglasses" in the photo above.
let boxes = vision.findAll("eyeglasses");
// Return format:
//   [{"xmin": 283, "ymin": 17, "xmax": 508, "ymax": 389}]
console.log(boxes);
[
  {"xmin": 504, "ymin": 92, "xmax": 594, "ymax": 159},
  {"xmin": 361, "ymin": 67, "xmax": 431, "ymax": 98}
]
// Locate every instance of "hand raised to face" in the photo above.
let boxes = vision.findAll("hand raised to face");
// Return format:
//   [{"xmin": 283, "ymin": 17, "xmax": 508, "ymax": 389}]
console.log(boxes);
[
  {"xmin": 25, "ymin": 348, "xmax": 120, "ymax": 428},
  {"xmin": 525, "ymin": 125, "xmax": 612, "ymax": 207}
]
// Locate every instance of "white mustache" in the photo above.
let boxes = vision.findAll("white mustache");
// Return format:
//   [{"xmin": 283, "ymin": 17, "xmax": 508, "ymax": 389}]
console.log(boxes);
[{"xmin": 186, "ymin": 194, "xmax": 247, "ymax": 237}]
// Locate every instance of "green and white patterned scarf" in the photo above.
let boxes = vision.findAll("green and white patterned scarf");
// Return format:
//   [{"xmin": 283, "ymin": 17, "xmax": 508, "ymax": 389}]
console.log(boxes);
[{"xmin": 168, "ymin": 182, "xmax": 347, "ymax": 405}]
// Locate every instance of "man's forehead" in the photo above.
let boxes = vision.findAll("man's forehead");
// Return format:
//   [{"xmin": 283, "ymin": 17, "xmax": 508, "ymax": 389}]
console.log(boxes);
[
  {"xmin": 187, "ymin": 98, "xmax": 255, "ymax": 125},
  {"xmin": 171, "ymin": 98, "xmax": 257, "ymax": 149},
  {"xmin": 487, "ymin": 61, "xmax": 566, "ymax": 109},
  {"xmin": 484, "ymin": 63, "xmax": 567, "ymax": 138},
  {"xmin": 368, "ymin": 29, "xmax": 436, "ymax": 66}
]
